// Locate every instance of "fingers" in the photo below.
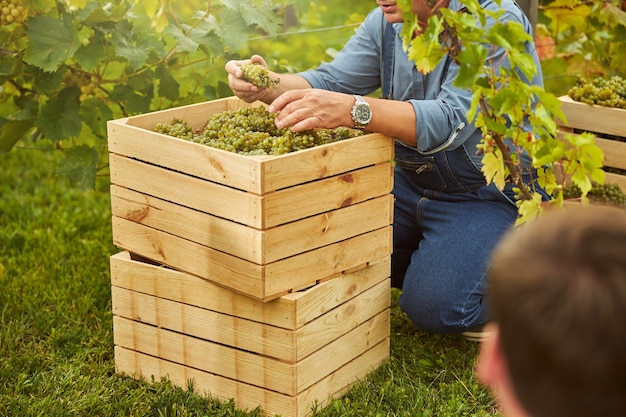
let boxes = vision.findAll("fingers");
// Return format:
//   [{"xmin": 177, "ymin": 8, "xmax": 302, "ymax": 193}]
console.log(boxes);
[
  {"xmin": 224, "ymin": 56, "xmax": 269, "ymax": 103},
  {"xmin": 270, "ymin": 90, "xmax": 351, "ymax": 132}
]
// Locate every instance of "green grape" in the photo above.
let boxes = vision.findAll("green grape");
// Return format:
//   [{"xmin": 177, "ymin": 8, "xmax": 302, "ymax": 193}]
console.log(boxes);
[
  {"xmin": 568, "ymin": 75, "xmax": 626, "ymax": 109},
  {"xmin": 562, "ymin": 182, "xmax": 626, "ymax": 208},
  {"xmin": 154, "ymin": 106, "xmax": 364, "ymax": 156},
  {"xmin": 241, "ymin": 63, "xmax": 280, "ymax": 89},
  {"xmin": 0, "ymin": 0, "xmax": 26, "ymax": 25}
]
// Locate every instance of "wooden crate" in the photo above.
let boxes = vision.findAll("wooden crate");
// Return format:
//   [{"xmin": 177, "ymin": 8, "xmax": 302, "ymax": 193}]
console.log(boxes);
[
  {"xmin": 107, "ymin": 97, "xmax": 394, "ymax": 301},
  {"xmin": 557, "ymin": 95, "xmax": 626, "ymax": 192},
  {"xmin": 111, "ymin": 251, "xmax": 390, "ymax": 417}
]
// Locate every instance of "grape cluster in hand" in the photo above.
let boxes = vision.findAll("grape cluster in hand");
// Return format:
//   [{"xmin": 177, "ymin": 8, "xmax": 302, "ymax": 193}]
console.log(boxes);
[
  {"xmin": 241, "ymin": 63, "xmax": 280, "ymax": 89},
  {"xmin": 154, "ymin": 106, "xmax": 362, "ymax": 156},
  {"xmin": 568, "ymin": 75, "xmax": 626, "ymax": 109},
  {"xmin": 562, "ymin": 182, "xmax": 626, "ymax": 208},
  {"xmin": 1, "ymin": 0, "xmax": 25, "ymax": 25}
]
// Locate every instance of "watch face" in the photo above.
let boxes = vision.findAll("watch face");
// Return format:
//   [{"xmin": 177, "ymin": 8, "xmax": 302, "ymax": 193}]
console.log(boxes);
[{"xmin": 355, "ymin": 104, "xmax": 371, "ymax": 123}]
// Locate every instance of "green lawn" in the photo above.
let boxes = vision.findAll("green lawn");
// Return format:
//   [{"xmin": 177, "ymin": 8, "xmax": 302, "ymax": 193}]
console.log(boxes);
[{"xmin": 0, "ymin": 144, "xmax": 499, "ymax": 416}]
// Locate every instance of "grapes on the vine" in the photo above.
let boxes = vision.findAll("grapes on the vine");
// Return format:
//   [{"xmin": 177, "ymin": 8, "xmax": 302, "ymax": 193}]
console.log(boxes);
[
  {"xmin": 568, "ymin": 75, "xmax": 626, "ymax": 109},
  {"xmin": 241, "ymin": 63, "xmax": 280, "ymax": 89},
  {"xmin": 154, "ymin": 106, "xmax": 363, "ymax": 156},
  {"xmin": 0, "ymin": 0, "xmax": 26, "ymax": 25}
]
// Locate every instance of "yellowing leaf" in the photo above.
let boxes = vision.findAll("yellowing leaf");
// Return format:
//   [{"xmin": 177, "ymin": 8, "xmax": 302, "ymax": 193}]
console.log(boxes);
[{"xmin": 481, "ymin": 149, "xmax": 507, "ymax": 190}]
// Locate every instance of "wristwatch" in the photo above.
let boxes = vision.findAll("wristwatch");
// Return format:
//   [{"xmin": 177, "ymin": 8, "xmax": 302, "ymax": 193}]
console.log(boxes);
[{"xmin": 350, "ymin": 95, "xmax": 372, "ymax": 129}]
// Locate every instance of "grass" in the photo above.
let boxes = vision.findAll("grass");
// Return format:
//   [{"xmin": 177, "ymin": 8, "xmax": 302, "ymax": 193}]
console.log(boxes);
[{"xmin": 0, "ymin": 144, "xmax": 500, "ymax": 416}]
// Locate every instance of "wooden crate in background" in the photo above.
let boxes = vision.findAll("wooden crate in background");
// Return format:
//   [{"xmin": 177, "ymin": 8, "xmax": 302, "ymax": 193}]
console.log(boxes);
[
  {"xmin": 111, "ymin": 251, "xmax": 391, "ymax": 417},
  {"xmin": 107, "ymin": 97, "xmax": 394, "ymax": 301},
  {"xmin": 557, "ymin": 95, "xmax": 626, "ymax": 192}
]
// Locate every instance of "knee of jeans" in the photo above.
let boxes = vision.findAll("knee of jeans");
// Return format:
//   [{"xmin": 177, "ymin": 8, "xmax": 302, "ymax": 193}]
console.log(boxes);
[{"xmin": 399, "ymin": 291, "xmax": 484, "ymax": 334}]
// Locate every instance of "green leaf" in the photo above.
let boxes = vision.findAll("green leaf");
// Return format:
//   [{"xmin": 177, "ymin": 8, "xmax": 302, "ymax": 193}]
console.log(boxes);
[
  {"xmin": 165, "ymin": 24, "xmax": 200, "ymax": 53},
  {"xmin": 67, "ymin": 0, "xmax": 87, "ymax": 9},
  {"xmin": 111, "ymin": 20, "xmax": 164, "ymax": 69},
  {"xmin": 32, "ymin": 66, "xmax": 65, "ymax": 94},
  {"xmin": 0, "ymin": 119, "xmax": 34, "ymax": 153},
  {"xmin": 515, "ymin": 193, "xmax": 543, "ymax": 225},
  {"xmin": 543, "ymin": 0, "xmax": 592, "ymax": 34},
  {"xmin": 35, "ymin": 87, "xmax": 82, "ymax": 142},
  {"xmin": 207, "ymin": 10, "xmax": 251, "ymax": 52},
  {"xmin": 407, "ymin": 35, "xmax": 446, "ymax": 75},
  {"xmin": 156, "ymin": 65, "xmax": 180, "ymax": 101},
  {"xmin": 454, "ymin": 44, "xmax": 487, "ymax": 89},
  {"xmin": 220, "ymin": 0, "xmax": 281, "ymax": 35},
  {"xmin": 73, "ymin": 41, "xmax": 108, "ymax": 72},
  {"xmin": 0, "ymin": 54, "xmax": 23, "ymax": 84},
  {"xmin": 79, "ymin": 98, "xmax": 113, "ymax": 138},
  {"xmin": 109, "ymin": 84, "xmax": 153, "ymax": 114},
  {"xmin": 24, "ymin": 14, "xmax": 81, "ymax": 72},
  {"xmin": 56, "ymin": 144, "xmax": 99, "ymax": 189}
]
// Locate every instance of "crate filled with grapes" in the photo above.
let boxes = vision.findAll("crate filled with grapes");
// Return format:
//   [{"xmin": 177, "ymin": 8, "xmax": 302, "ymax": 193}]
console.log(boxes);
[
  {"xmin": 107, "ymin": 97, "xmax": 394, "ymax": 301},
  {"xmin": 558, "ymin": 75, "xmax": 626, "ymax": 193},
  {"xmin": 110, "ymin": 251, "xmax": 390, "ymax": 417}
]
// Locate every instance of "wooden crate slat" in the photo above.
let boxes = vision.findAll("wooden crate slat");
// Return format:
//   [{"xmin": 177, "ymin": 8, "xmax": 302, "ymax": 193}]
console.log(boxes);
[
  {"xmin": 558, "ymin": 95, "xmax": 626, "ymax": 138},
  {"xmin": 261, "ymin": 163, "xmax": 393, "ymax": 229},
  {"xmin": 255, "ymin": 133, "xmax": 393, "ymax": 194},
  {"xmin": 112, "ymin": 279, "xmax": 389, "ymax": 363},
  {"xmin": 110, "ymin": 154, "xmax": 392, "ymax": 229},
  {"xmin": 111, "ymin": 185, "xmax": 393, "ymax": 264},
  {"xmin": 595, "ymin": 137, "xmax": 626, "ymax": 171},
  {"xmin": 605, "ymin": 171, "xmax": 626, "ymax": 192},
  {"xmin": 110, "ymin": 252, "xmax": 391, "ymax": 330},
  {"xmin": 113, "ymin": 309, "xmax": 389, "ymax": 396},
  {"xmin": 112, "ymin": 217, "xmax": 391, "ymax": 301},
  {"xmin": 107, "ymin": 97, "xmax": 394, "ymax": 194},
  {"xmin": 109, "ymin": 153, "xmax": 261, "ymax": 227},
  {"xmin": 262, "ymin": 227, "xmax": 392, "ymax": 298},
  {"xmin": 114, "ymin": 338, "xmax": 389, "ymax": 417},
  {"xmin": 557, "ymin": 96, "xmax": 626, "ymax": 193}
]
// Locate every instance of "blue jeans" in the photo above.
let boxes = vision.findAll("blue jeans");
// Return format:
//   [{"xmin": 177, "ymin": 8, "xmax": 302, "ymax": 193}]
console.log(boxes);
[{"xmin": 392, "ymin": 142, "xmax": 521, "ymax": 334}]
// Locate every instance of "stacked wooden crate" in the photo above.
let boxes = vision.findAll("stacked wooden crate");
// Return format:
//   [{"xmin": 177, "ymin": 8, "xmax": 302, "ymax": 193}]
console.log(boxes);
[
  {"xmin": 107, "ymin": 97, "xmax": 394, "ymax": 417},
  {"xmin": 557, "ymin": 95, "xmax": 626, "ymax": 192}
]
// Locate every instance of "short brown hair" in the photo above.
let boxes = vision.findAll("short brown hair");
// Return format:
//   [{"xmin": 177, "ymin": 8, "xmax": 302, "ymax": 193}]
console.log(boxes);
[{"xmin": 486, "ymin": 205, "xmax": 626, "ymax": 417}]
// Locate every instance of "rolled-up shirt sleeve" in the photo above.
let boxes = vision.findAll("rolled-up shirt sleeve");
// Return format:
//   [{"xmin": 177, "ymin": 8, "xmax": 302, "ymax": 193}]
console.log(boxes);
[{"xmin": 298, "ymin": 0, "xmax": 541, "ymax": 157}]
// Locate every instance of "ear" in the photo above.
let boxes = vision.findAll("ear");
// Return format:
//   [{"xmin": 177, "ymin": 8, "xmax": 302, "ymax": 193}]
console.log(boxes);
[{"xmin": 475, "ymin": 322, "xmax": 506, "ymax": 387}]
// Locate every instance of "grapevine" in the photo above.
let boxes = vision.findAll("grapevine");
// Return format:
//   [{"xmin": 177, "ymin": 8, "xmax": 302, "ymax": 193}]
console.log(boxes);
[
  {"xmin": 154, "ymin": 106, "xmax": 362, "ymax": 155},
  {"xmin": 0, "ymin": 0, "xmax": 25, "ymax": 25},
  {"xmin": 567, "ymin": 75, "xmax": 626, "ymax": 109},
  {"xmin": 562, "ymin": 182, "xmax": 626, "ymax": 208},
  {"xmin": 241, "ymin": 63, "xmax": 280, "ymax": 89}
]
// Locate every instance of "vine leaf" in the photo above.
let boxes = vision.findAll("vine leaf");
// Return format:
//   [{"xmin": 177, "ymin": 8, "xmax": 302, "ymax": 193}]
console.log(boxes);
[
  {"xmin": 111, "ymin": 20, "xmax": 164, "ymax": 69},
  {"xmin": 0, "ymin": 119, "xmax": 34, "ymax": 153},
  {"xmin": 35, "ymin": 87, "xmax": 82, "ymax": 142},
  {"xmin": 56, "ymin": 145, "xmax": 99, "ymax": 189},
  {"xmin": 24, "ymin": 14, "xmax": 81, "ymax": 72},
  {"xmin": 543, "ymin": 0, "xmax": 592, "ymax": 34},
  {"xmin": 80, "ymin": 98, "xmax": 114, "ymax": 138}
]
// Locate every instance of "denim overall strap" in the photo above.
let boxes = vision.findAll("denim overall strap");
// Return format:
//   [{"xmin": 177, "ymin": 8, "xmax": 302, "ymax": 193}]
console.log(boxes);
[{"xmin": 382, "ymin": 22, "xmax": 395, "ymax": 99}]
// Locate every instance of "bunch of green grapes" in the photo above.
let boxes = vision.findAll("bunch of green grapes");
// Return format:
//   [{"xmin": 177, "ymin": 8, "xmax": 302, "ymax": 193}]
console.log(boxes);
[
  {"xmin": 241, "ymin": 63, "xmax": 280, "ymax": 89},
  {"xmin": 155, "ymin": 106, "xmax": 361, "ymax": 156},
  {"xmin": 154, "ymin": 119, "xmax": 196, "ymax": 141},
  {"xmin": 568, "ymin": 75, "xmax": 626, "ymax": 109},
  {"xmin": 1, "ymin": 0, "xmax": 25, "ymax": 25},
  {"xmin": 562, "ymin": 182, "xmax": 626, "ymax": 208}
]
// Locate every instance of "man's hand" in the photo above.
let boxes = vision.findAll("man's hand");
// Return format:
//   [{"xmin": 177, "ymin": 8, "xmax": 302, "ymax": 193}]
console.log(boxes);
[
  {"xmin": 225, "ymin": 55, "xmax": 270, "ymax": 103},
  {"xmin": 269, "ymin": 89, "xmax": 354, "ymax": 132}
]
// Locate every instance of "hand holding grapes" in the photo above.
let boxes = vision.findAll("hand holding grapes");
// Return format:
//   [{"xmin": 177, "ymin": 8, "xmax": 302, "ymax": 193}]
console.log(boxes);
[{"xmin": 225, "ymin": 55, "xmax": 274, "ymax": 103}]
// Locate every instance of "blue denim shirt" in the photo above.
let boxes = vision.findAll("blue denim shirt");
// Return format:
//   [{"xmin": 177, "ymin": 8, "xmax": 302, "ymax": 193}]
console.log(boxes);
[{"xmin": 299, "ymin": 0, "xmax": 542, "ymax": 167}]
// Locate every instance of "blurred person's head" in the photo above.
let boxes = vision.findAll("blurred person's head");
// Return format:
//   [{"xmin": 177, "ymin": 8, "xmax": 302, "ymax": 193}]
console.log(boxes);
[{"xmin": 476, "ymin": 205, "xmax": 626, "ymax": 417}]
